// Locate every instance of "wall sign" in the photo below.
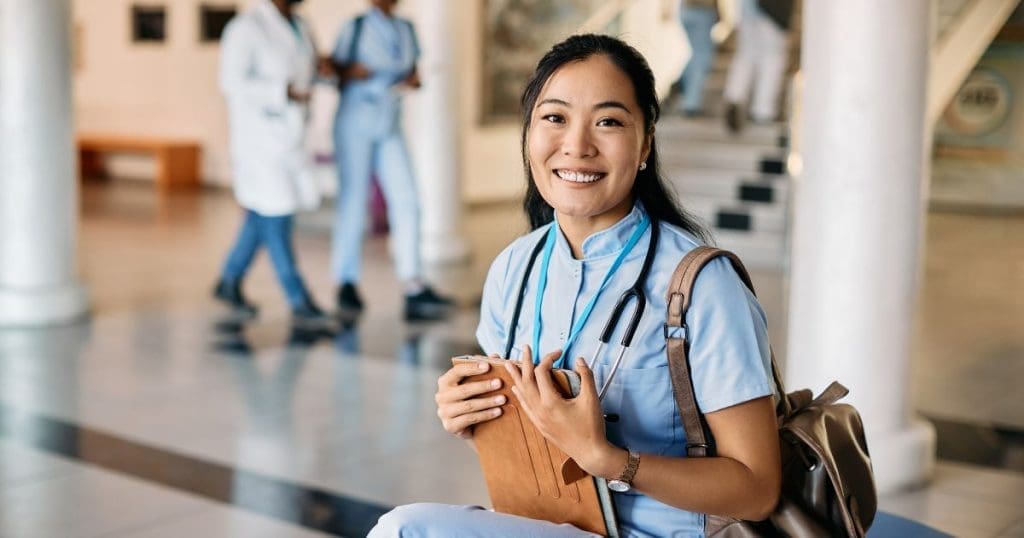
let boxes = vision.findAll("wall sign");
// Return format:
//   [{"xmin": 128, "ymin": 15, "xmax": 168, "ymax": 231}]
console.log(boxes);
[
  {"xmin": 132, "ymin": 5, "xmax": 166, "ymax": 43},
  {"xmin": 943, "ymin": 68, "xmax": 1012, "ymax": 137},
  {"xmin": 200, "ymin": 5, "xmax": 237, "ymax": 43}
]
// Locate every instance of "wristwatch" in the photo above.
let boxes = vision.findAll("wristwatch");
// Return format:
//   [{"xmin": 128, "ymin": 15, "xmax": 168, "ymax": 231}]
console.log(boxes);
[{"xmin": 607, "ymin": 449, "xmax": 640, "ymax": 493}]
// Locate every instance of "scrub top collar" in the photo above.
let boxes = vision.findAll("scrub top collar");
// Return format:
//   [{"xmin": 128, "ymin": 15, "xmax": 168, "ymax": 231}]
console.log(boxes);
[
  {"xmin": 366, "ymin": 5, "xmax": 402, "ymax": 51},
  {"xmin": 368, "ymin": 5, "xmax": 397, "ymax": 24},
  {"xmin": 551, "ymin": 201, "xmax": 648, "ymax": 261}
]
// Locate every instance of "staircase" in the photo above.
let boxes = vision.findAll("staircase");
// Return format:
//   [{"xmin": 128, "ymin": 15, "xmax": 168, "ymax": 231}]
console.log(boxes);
[
  {"xmin": 658, "ymin": 117, "xmax": 791, "ymax": 268},
  {"xmin": 647, "ymin": 0, "xmax": 1019, "ymax": 268},
  {"xmin": 654, "ymin": 11, "xmax": 796, "ymax": 270}
]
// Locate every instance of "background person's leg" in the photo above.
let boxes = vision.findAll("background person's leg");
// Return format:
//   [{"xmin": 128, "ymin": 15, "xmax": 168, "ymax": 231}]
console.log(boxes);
[
  {"xmin": 256, "ymin": 213, "xmax": 312, "ymax": 311},
  {"xmin": 368, "ymin": 504, "xmax": 600, "ymax": 538},
  {"xmin": 680, "ymin": 6, "xmax": 718, "ymax": 114},
  {"xmin": 374, "ymin": 134, "xmax": 422, "ymax": 284},
  {"xmin": 331, "ymin": 122, "xmax": 376, "ymax": 287},
  {"xmin": 375, "ymin": 134, "xmax": 453, "ymax": 321},
  {"xmin": 749, "ymin": 10, "xmax": 788, "ymax": 122},
  {"xmin": 723, "ymin": 0, "xmax": 759, "ymax": 107},
  {"xmin": 221, "ymin": 209, "xmax": 261, "ymax": 282},
  {"xmin": 214, "ymin": 209, "xmax": 261, "ymax": 316}
]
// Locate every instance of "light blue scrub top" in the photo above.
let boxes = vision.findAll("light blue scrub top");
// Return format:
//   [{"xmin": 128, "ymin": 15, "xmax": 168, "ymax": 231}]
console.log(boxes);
[
  {"xmin": 476, "ymin": 203, "xmax": 775, "ymax": 538},
  {"xmin": 331, "ymin": 8, "xmax": 420, "ymax": 136}
]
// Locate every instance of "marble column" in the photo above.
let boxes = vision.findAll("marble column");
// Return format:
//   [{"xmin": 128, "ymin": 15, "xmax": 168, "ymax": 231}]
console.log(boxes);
[
  {"xmin": 407, "ymin": 0, "xmax": 470, "ymax": 266},
  {"xmin": 786, "ymin": 0, "xmax": 935, "ymax": 494},
  {"xmin": 0, "ymin": 0, "xmax": 89, "ymax": 326}
]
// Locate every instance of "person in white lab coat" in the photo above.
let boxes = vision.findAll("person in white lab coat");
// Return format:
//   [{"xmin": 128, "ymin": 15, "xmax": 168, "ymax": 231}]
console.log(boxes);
[{"xmin": 213, "ymin": 0, "xmax": 328, "ymax": 323}]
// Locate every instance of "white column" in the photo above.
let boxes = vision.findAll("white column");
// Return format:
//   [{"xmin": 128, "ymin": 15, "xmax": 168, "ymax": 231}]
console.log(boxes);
[
  {"xmin": 407, "ymin": 0, "xmax": 470, "ymax": 265},
  {"xmin": 0, "ymin": 0, "xmax": 89, "ymax": 326},
  {"xmin": 787, "ymin": 0, "xmax": 935, "ymax": 494}
]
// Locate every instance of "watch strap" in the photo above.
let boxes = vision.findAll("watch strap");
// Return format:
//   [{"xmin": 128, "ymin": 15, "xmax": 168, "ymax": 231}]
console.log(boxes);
[{"xmin": 615, "ymin": 449, "xmax": 640, "ymax": 485}]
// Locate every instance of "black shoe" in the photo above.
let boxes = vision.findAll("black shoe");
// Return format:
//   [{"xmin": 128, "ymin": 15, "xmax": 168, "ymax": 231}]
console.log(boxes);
[
  {"xmin": 292, "ymin": 297, "xmax": 330, "ymax": 326},
  {"xmin": 404, "ymin": 286, "xmax": 455, "ymax": 321},
  {"xmin": 725, "ymin": 102, "xmax": 744, "ymax": 134},
  {"xmin": 336, "ymin": 283, "xmax": 364, "ymax": 315},
  {"xmin": 213, "ymin": 279, "xmax": 258, "ymax": 319}
]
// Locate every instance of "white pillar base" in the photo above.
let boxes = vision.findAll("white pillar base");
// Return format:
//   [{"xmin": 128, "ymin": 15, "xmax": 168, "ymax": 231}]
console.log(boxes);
[
  {"xmin": 422, "ymin": 234, "xmax": 471, "ymax": 266},
  {"xmin": 0, "ymin": 283, "xmax": 89, "ymax": 327},
  {"xmin": 867, "ymin": 417, "xmax": 936, "ymax": 494}
]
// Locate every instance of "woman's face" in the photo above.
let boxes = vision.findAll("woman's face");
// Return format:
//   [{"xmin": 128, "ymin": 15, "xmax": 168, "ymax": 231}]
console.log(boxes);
[{"xmin": 527, "ymin": 54, "xmax": 651, "ymax": 226}]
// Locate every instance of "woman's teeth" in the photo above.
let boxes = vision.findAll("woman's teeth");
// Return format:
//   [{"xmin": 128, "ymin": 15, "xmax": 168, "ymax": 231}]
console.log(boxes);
[{"xmin": 556, "ymin": 169, "xmax": 603, "ymax": 183}]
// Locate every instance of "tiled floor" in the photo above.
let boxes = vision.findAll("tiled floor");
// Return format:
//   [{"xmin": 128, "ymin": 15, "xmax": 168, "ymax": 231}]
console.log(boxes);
[{"xmin": 0, "ymin": 180, "xmax": 1022, "ymax": 536}]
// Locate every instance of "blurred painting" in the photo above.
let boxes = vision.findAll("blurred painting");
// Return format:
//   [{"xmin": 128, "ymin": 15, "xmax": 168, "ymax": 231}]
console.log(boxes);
[{"xmin": 480, "ymin": 0, "xmax": 608, "ymax": 124}]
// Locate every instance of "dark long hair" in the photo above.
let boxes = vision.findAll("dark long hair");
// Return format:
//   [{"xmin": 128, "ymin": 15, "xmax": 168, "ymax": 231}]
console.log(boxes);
[{"xmin": 520, "ymin": 34, "xmax": 709, "ymax": 243}]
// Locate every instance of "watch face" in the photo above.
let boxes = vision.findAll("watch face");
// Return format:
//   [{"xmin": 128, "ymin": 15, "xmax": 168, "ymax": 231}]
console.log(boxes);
[{"xmin": 607, "ymin": 479, "xmax": 630, "ymax": 493}]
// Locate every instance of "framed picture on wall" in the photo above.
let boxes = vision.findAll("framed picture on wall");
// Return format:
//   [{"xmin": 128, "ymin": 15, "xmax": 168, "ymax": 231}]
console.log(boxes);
[
  {"xmin": 132, "ymin": 5, "xmax": 166, "ymax": 43},
  {"xmin": 479, "ymin": 0, "xmax": 614, "ymax": 124},
  {"xmin": 200, "ymin": 4, "xmax": 237, "ymax": 43}
]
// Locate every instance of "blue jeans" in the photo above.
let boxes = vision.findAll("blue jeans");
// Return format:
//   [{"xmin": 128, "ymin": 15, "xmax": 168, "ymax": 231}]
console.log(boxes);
[
  {"xmin": 679, "ymin": 6, "xmax": 718, "ymax": 112},
  {"xmin": 221, "ymin": 209, "xmax": 308, "ymax": 308}
]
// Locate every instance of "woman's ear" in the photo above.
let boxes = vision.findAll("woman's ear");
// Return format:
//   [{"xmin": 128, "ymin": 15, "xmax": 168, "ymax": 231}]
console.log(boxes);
[{"xmin": 640, "ymin": 128, "xmax": 654, "ymax": 166}]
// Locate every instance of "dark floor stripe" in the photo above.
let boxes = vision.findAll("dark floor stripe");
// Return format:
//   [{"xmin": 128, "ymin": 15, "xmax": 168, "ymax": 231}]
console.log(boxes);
[{"xmin": 0, "ymin": 404, "xmax": 391, "ymax": 537}]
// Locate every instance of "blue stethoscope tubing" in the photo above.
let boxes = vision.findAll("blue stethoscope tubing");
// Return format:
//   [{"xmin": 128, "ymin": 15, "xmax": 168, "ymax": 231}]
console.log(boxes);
[{"xmin": 502, "ymin": 217, "xmax": 660, "ymax": 401}]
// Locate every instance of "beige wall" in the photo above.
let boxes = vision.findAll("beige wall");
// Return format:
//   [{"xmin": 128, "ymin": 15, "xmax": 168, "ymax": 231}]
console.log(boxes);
[
  {"xmin": 72, "ymin": 0, "xmax": 682, "ymax": 202},
  {"xmin": 71, "ymin": 0, "xmax": 523, "ymax": 201}
]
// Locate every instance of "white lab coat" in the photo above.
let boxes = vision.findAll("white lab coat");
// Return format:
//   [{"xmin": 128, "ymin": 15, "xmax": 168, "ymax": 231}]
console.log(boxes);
[{"xmin": 219, "ymin": 0, "xmax": 319, "ymax": 216}]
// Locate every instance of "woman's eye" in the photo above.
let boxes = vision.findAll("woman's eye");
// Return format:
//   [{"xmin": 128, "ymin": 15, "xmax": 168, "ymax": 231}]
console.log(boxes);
[
  {"xmin": 597, "ymin": 117, "xmax": 623, "ymax": 127},
  {"xmin": 541, "ymin": 114, "xmax": 565, "ymax": 124}
]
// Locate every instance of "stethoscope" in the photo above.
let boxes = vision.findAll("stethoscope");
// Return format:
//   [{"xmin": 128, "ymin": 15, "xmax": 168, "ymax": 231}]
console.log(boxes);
[{"xmin": 502, "ymin": 217, "xmax": 660, "ymax": 405}]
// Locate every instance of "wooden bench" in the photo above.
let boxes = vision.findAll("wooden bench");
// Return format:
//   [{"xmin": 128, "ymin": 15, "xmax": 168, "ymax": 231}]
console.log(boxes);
[{"xmin": 78, "ymin": 135, "xmax": 201, "ymax": 189}]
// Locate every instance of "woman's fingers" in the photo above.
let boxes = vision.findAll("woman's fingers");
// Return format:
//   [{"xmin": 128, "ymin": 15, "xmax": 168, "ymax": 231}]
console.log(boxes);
[
  {"xmin": 441, "ymin": 406, "xmax": 504, "ymax": 435},
  {"xmin": 438, "ymin": 393, "xmax": 506, "ymax": 421},
  {"xmin": 434, "ymin": 358, "xmax": 509, "ymax": 438},
  {"xmin": 435, "ymin": 377, "xmax": 501, "ymax": 404},
  {"xmin": 437, "ymin": 360, "xmax": 490, "ymax": 390},
  {"xmin": 520, "ymin": 345, "xmax": 535, "ymax": 383},
  {"xmin": 574, "ymin": 357, "xmax": 599, "ymax": 400},
  {"xmin": 533, "ymin": 350, "xmax": 561, "ymax": 402}
]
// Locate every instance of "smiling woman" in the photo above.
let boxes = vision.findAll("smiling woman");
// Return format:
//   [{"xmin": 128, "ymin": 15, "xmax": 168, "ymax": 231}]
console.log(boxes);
[
  {"xmin": 368, "ymin": 34, "xmax": 781, "ymax": 537},
  {"xmin": 519, "ymin": 36, "xmax": 709, "ymax": 251},
  {"xmin": 526, "ymin": 55, "xmax": 649, "ymax": 258}
]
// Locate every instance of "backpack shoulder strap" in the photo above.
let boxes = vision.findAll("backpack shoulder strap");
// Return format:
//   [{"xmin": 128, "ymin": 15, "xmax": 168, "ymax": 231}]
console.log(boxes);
[
  {"xmin": 347, "ymin": 15, "xmax": 365, "ymax": 62},
  {"xmin": 665, "ymin": 247, "xmax": 789, "ymax": 458}
]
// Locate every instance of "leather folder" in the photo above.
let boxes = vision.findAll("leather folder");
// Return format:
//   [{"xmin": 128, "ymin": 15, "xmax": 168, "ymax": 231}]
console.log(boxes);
[{"xmin": 452, "ymin": 356, "xmax": 618, "ymax": 537}]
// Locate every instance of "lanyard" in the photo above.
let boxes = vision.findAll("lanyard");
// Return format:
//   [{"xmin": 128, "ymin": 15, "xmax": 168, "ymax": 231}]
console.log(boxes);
[{"xmin": 531, "ymin": 214, "xmax": 650, "ymax": 369}]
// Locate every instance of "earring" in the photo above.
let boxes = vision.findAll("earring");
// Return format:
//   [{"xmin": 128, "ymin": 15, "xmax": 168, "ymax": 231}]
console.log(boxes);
[{"xmin": 639, "ymin": 162, "xmax": 647, "ymax": 171}]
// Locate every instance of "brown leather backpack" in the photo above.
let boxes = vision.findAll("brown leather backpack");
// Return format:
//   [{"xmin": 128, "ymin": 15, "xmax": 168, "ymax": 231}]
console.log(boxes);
[{"xmin": 665, "ymin": 247, "xmax": 876, "ymax": 537}]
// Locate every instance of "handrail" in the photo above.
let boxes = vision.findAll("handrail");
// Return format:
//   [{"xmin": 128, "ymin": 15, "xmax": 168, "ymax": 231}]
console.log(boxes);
[{"xmin": 928, "ymin": 0, "xmax": 1021, "ymax": 124}]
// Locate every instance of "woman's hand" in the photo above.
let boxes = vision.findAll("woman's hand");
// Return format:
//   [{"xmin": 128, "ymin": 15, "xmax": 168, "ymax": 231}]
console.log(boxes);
[
  {"xmin": 401, "ymin": 68, "xmax": 421, "ymax": 89},
  {"xmin": 506, "ymin": 347, "xmax": 615, "ymax": 477},
  {"xmin": 435, "ymin": 356, "xmax": 506, "ymax": 440},
  {"xmin": 286, "ymin": 84, "xmax": 310, "ymax": 104},
  {"xmin": 344, "ymin": 62, "xmax": 372, "ymax": 81}
]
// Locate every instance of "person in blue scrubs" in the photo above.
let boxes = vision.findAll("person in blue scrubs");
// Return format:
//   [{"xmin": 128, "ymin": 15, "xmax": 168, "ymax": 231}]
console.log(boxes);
[
  {"xmin": 329, "ymin": 0, "xmax": 453, "ymax": 321},
  {"xmin": 369, "ymin": 35, "xmax": 781, "ymax": 537}
]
